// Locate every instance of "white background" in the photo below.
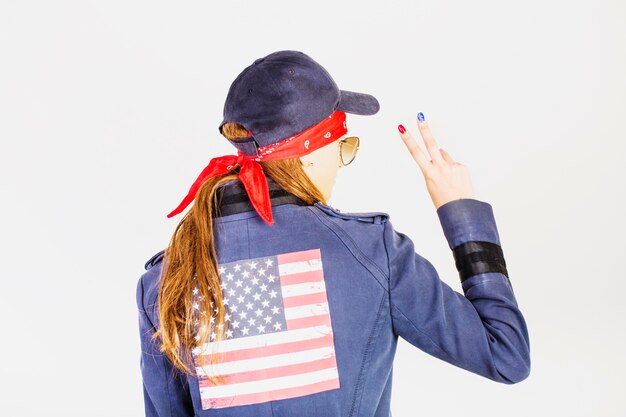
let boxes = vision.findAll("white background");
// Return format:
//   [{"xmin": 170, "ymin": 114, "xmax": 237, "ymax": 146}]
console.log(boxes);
[{"xmin": 1, "ymin": 0, "xmax": 624, "ymax": 416}]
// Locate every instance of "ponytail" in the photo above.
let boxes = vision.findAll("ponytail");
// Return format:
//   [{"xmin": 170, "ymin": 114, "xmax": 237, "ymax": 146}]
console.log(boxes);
[{"xmin": 153, "ymin": 122, "xmax": 326, "ymax": 384}]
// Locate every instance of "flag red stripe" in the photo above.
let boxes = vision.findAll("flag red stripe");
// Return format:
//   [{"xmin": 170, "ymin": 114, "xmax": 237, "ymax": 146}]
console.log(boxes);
[
  {"xmin": 276, "ymin": 249, "xmax": 320, "ymax": 264},
  {"xmin": 201, "ymin": 377, "xmax": 340, "ymax": 409},
  {"xmin": 196, "ymin": 331, "xmax": 334, "ymax": 364},
  {"xmin": 282, "ymin": 291, "xmax": 328, "ymax": 308},
  {"xmin": 280, "ymin": 269, "xmax": 324, "ymax": 286},
  {"xmin": 198, "ymin": 355, "xmax": 338, "ymax": 387},
  {"xmin": 286, "ymin": 313, "xmax": 331, "ymax": 330}
]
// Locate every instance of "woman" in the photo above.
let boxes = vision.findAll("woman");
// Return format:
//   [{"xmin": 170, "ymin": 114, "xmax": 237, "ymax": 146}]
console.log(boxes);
[{"xmin": 136, "ymin": 50, "xmax": 531, "ymax": 417}]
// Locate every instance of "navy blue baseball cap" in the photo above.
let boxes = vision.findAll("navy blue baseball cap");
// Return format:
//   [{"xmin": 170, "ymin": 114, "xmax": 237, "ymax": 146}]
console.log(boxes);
[{"xmin": 218, "ymin": 50, "xmax": 380, "ymax": 156}]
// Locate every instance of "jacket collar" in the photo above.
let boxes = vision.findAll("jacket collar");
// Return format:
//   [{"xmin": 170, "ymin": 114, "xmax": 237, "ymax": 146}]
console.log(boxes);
[{"xmin": 213, "ymin": 175, "xmax": 311, "ymax": 218}]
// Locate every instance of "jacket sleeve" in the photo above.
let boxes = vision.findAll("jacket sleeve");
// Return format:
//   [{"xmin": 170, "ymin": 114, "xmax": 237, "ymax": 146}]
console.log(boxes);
[
  {"xmin": 384, "ymin": 198, "xmax": 531, "ymax": 384},
  {"xmin": 136, "ymin": 274, "xmax": 195, "ymax": 417}
]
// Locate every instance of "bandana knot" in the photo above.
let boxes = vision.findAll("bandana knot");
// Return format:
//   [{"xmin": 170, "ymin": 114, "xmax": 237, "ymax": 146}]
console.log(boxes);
[{"xmin": 166, "ymin": 110, "xmax": 348, "ymax": 225}]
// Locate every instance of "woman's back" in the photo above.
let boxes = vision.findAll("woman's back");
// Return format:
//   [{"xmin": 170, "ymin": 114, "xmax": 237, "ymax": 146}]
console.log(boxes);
[{"xmin": 136, "ymin": 176, "xmax": 530, "ymax": 416}]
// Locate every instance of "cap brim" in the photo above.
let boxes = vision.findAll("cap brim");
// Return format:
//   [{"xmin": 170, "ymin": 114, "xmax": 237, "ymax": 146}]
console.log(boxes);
[{"xmin": 336, "ymin": 90, "xmax": 380, "ymax": 115}]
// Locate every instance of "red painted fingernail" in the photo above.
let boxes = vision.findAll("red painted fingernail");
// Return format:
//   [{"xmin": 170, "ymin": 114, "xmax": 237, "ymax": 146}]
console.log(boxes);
[{"xmin": 398, "ymin": 124, "xmax": 406, "ymax": 134}]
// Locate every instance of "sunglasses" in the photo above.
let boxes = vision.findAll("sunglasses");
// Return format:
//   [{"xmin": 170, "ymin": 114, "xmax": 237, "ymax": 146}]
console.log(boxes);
[{"xmin": 339, "ymin": 136, "xmax": 360, "ymax": 166}]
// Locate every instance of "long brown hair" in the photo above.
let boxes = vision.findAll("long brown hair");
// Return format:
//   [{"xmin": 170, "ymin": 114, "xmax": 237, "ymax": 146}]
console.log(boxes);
[{"xmin": 152, "ymin": 122, "xmax": 327, "ymax": 385}]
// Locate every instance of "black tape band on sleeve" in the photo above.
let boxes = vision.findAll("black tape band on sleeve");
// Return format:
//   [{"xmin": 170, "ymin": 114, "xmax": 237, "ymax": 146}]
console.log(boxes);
[{"xmin": 452, "ymin": 241, "xmax": 509, "ymax": 283}]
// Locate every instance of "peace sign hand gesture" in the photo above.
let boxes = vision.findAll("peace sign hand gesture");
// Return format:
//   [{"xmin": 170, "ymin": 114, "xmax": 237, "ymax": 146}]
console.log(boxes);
[{"xmin": 397, "ymin": 112, "xmax": 475, "ymax": 210}]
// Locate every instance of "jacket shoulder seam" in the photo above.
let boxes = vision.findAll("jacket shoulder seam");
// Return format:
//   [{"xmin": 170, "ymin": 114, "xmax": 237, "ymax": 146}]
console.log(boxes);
[
  {"xmin": 307, "ymin": 206, "xmax": 389, "ymax": 292},
  {"xmin": 381, "ymin": 221, "xmax": 393, "ymax": 334}
]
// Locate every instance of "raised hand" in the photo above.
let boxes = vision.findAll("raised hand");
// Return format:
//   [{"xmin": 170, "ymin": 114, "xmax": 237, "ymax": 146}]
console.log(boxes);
[{"xmin": 397, "ymin": 112, "xmax": 475, "ymax": 210}]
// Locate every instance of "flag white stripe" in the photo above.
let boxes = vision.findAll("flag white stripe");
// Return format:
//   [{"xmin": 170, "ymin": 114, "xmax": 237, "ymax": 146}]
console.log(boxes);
[
  {"xmin": 192, "ymin": 324, "xmax": 332, "ymax": 355},
  {"xmin": 284, "ymin": 303, "xmax": 330, "ymax": 320},
  {"xmin": 281, "ymin": 281, "xmax": 326, "ymax": 298},
  {"xmin": 278, "ymin": 259, "xmax": 323, "ymax": 276},
  {"xmin": 196, "ymin": 345, "xmax": 336, "ymax": 377},
  {"xmin": 200, "ymin": 366, "xmax": 339, "ymax": 398}
]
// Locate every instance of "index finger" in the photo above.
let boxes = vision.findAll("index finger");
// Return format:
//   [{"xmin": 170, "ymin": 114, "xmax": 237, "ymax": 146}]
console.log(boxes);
[{"xmin": 397, "ymin": 124, "xmax": 431, "ymax": 175}]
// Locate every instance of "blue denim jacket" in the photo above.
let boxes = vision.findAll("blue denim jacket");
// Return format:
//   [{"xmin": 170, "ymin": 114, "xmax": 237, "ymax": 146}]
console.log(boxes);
[{"xmin": 136, "ymin": 177, "xmax": 531, "ymax": 417}]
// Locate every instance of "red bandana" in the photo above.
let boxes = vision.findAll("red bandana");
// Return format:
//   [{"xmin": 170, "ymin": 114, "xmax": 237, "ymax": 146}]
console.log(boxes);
[{"xmin": 166, "ymin": 110, "xmax": 348, "ymax": 224}]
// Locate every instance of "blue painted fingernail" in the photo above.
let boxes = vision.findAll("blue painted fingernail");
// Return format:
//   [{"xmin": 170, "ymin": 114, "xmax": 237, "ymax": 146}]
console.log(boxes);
[{"xmin": 417, "ymin": 112, "xmax": 425, "ymax": 123}]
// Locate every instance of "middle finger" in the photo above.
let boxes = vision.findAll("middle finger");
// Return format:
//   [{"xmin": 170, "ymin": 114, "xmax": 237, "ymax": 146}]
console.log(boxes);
[{"xmin": 417, "ymin": 113, "xmax": 444, "ymax": 164}]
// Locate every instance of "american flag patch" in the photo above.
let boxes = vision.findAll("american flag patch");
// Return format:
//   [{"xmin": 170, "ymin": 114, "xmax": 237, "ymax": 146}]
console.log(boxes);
[{"xmin": 190, "ymin": 248, "xmax": 340, "ymax": 410}]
